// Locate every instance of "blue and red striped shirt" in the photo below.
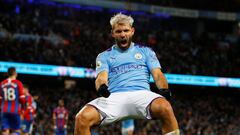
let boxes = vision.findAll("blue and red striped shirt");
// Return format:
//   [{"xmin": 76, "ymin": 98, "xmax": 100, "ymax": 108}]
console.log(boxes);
[
  {"xmin": 53, "ymin": 107, "xmax": 68, "ymax": 129},
  {"xmin": 23, "ymin": 94, "xmax": 36, "ymax": 121},
  {"xmin": 0, "ymin": 79, "xmax": 25, "ymax": 114}
]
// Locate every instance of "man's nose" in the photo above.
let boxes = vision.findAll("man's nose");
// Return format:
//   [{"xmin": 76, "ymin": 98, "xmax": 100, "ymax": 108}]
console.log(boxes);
[{"xmin": 120, "ymin": 32, "xmax": 126, "ymax": 37}]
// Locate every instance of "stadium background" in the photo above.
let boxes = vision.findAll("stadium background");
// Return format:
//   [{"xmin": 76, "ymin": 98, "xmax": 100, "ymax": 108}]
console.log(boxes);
[{"xmin": 0, "ymin": 0, "xmax": 240, "ymax": 134}]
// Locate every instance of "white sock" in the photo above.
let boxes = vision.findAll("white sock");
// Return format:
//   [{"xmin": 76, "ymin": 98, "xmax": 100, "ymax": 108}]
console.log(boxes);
[{"xmin": 164, "ymin": 129, "xmax": 180, "ymax": 135}]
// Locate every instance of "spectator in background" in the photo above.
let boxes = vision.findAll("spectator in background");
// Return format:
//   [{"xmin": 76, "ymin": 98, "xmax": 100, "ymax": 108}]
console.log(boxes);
[
  {"xmin": 21, "ymin": 85, "xmax": 36, "ymax": 135},
  {"xmin": 121, "ymin": 119, "xmax": 135, "ymax": 135},
  {"xmin": 53, "ymin": 99, "xmax": 69, "ymax": 135}
]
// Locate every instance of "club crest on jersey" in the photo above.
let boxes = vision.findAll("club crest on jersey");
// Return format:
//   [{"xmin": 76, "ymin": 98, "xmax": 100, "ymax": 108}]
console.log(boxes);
[
  {"xmin": 134, "ymin": 53, "xmax": 142, "ymax": 60},
  {"xmin": 96, "ymin": 61, "xmax": 102, "ymax": 68}
]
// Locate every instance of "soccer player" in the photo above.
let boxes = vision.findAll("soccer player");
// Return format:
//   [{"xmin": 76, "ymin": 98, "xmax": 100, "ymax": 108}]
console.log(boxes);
[
  {"xmin": 21, "ymin": 85, "xmax": 36, "ymax": 135},
  {"xmin": 74, "ymin": 13, "xmax": 179, "ymax": 135},
  {"xmin": 121, "ymin": 119, "xmax": 134, "ymax": 135},
  {"xmin": 53, "ymin": 99, "xmax": 68, "ymax": 135},
  {"xmin": 0, "ymin": 67, "xmax": 25, "ymax": 135}
]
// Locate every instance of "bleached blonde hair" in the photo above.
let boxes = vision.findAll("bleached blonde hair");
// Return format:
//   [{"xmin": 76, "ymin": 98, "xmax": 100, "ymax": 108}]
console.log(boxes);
[{"xmin": 110, "ymin": 13, "xmax": 134, "ymax": 28}]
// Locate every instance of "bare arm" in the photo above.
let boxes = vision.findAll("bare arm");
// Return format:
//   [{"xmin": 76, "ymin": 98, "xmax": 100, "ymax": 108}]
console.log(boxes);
[
  {"xmin": 95, "ymin": 71, "xmax": 108, "ymax": 91},
  {"xmin": 53, "ymin": 112, "xmax": 56, "ymax": 127},
  {"xmin": 151, "ymin": 68, "xmax": 168, "ymax": 89},
  {"xmin": 65, "ymin": 112, "xmax": 69, "ymax": 128}
]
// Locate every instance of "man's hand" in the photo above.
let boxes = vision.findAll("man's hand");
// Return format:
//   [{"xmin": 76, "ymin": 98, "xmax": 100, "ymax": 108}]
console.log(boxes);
[
  {"xmin": 64, "ymin": 124, "xmax": 67, "ymax": 129},
  {"xmin": 97, "ymin": 84, "xmax": 110, "ymax": 98}
]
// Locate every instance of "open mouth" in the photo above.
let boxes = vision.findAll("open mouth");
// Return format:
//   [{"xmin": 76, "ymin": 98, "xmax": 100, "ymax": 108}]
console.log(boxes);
[{"xmin": 120, "ymin": 39, "xmax": 128, "ymax": 45}]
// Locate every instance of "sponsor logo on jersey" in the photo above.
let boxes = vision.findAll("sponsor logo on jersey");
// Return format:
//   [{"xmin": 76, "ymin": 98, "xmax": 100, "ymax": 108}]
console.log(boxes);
[{"xmin": 110, "ymin": 64, "xmax": 143, "ymax": 75}]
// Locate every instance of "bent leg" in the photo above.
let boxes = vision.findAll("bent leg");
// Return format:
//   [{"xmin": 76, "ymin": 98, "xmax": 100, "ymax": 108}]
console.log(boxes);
[
  {"xmin": 2, "ymin": 129, "xmax": 10, "ymax": 135},
  {"xmin": 74, "ymin": 105, "xmax": 101, "ymax": 135},
  {"xmin": 150, "ymin": 98, "xmax": 179, "ymax": 135}
]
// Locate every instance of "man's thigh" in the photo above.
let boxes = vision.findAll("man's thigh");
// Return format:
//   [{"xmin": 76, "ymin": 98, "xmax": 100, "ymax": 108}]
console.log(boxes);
[{"xmin": 149, "ymin": 97, "xmax": 174, "ymax": 119}]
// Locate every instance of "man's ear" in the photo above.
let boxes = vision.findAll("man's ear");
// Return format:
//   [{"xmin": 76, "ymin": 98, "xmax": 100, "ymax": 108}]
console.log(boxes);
[
  {"xmin": 111, "ymin": 29, "xmax": 115, "ymax": 38},
  {"xmin": 131, "ymin": 27, "xmax": 135, "ymax": 36}
]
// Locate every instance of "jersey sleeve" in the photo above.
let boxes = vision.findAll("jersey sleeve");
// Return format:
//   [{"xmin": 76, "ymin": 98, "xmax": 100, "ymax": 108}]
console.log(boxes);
[
  {"xmin": 17, "ymin": 81, "xmax": 26, "ymax": 104},
  {"xmin": 0, "ymin": 82, "xmax": 2, "ymax": 100},
  {"xmin": 96, "ymin": 52, "xmax": 109, "ymax": 75},
  {"xmin": 145, "ymin": 48, "xmax": 161, "ymax": 70}
]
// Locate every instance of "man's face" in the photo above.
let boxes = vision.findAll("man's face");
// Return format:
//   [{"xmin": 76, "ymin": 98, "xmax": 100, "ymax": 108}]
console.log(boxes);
[
  {"xmin": 112, "ymin": 23, "xmax": 135, "ymax": 50},
  {"xmin": 14, "ymin": 72, "xmax": 18, "ymax": 78},
  {"xmin": 23, "ymin": 87, "xmax": 28, "ymax": 94},
  {"xmin": 59, "ymin": 100, "xmax": 64, "ymax": 107}
]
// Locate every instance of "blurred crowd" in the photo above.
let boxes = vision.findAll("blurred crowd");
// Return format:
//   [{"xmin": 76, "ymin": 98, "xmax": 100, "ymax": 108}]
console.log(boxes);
[
  {"xmin": 112, "ymin": 0, "xmax": 240, "ymax": 12},
  {"xmin": 0, "ymin": 1, "xmax": 240, "ymax": 77},
  {"xmin": 28, "ymin": 83, "xmax": 240, "ymax": 135},
  {"xmin": 0, "ymin": 2, "xmax": 240, "ymax": 135}
]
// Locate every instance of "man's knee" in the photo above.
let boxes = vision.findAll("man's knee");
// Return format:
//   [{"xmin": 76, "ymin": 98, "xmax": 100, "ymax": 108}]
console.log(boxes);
[
  {"xmin": 2, "ymin": 132, "xmax": 9, "ymax": 135},
  {"xmin": 75, "ymin": 105, "xmax": 101, "ymax": 127},
  {"xmin": 150, "ymin": 98, "xmax": 174, "ymax": 119},
  {"xmin": 75, "ymin": 110, "xmax": 91, "ymax": 127}
]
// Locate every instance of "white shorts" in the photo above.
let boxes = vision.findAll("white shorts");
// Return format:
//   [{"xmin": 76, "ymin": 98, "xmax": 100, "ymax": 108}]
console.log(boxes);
[{"xmin": 87, "ymin": 90, "xmax": 162, "ymax": 125}]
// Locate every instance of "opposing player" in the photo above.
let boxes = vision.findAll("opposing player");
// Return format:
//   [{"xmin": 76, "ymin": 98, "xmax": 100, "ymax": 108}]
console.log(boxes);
[
  {"xmin": 21, "ymin": 85, "xmax": 36, "ymax": 135},
  {"xmin": 0, "ymin": 67, "xmax": 25, "ymax": 135},
  {"xmin": 53, "ymin": 99, "xmax": 68, "ymax": 135},
  {"xmin": 74, "ymin": 13, "xmax": 179, "ymax": 135},
  {"xmin": 121, "ymin": 119, "xmax": 134, "ymax": 135}
]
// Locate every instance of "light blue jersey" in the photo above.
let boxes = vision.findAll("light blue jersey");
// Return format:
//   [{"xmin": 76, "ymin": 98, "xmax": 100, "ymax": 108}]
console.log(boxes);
[
  {"xmin": 122, "ymin": 119, "xmax": 134, "ymax": 129},
  {"xmin": 96, "ymin": 43, "xmax": 161, "ymax": 93}
]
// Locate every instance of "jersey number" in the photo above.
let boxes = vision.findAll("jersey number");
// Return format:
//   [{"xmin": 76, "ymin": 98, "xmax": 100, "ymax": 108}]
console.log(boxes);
[{"xmin": 3, "ymin": 88, "xmax": 16, "ymax": 101}]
